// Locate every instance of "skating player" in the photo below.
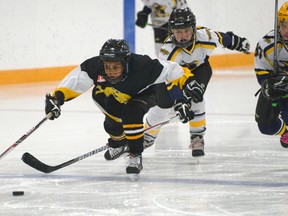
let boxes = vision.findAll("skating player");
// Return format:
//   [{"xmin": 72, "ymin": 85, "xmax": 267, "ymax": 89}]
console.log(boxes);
[
  {"xmin": 45, "ymin": 38, "xmax": 202, "ymax": 180},
  {"xmin": 255, "ymin": 2, "xmax": 288, "ymax": 148},
  {"xmin": 144, "ymin": 7, "xmax": 250, "ymax": 160}
]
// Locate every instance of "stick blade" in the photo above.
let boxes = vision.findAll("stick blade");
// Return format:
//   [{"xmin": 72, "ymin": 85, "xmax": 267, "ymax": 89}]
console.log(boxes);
[{"xmin": 22, "ymin": 152, "xmax": 54, "ymax": 173}]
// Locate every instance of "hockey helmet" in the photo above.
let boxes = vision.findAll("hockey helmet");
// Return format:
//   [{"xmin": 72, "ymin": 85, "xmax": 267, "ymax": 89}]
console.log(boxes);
[
  {"xmin": 168, "ymin": 7, "xmax": 196, "ymax": 48},
  {"xmin": 278, "ymin": 2, "xmax": 288, "ymax": 23},
  {"xmin": 278, "ymin": 2, "xmax": 288, "ymax": 42},
  {"xmin": 99, "ymin": 39, "xmax": 131, "ymax": 84}
]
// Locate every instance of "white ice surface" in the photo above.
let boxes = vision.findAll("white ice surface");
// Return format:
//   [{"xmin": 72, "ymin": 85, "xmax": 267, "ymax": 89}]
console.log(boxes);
[{"xmin": 1, "ymin": 70, "xmax": 288, "ymax": 216}]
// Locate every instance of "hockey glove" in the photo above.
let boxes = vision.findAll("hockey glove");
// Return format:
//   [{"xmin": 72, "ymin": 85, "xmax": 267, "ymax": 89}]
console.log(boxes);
[
  {"xmin": 261, "ymin": 75, "xmax": 288, "ymax": 100},
  {"xmin": 136, "ymin": 11, "xmax": 148, "ymax": 28},
  {"xmin": 226, "ymin": 31, "xmax": 250, "ymax": 54},
  {"xmin": 45, "ymin": 93, "xmax": 61, "ymax": 120},
  {"xmin": 173, "ymin": 99, "xmax": 194, "ymax": 123},
  {"xmin": 183, "ymin": 80, "xmax": 204, "ymax": 103}
]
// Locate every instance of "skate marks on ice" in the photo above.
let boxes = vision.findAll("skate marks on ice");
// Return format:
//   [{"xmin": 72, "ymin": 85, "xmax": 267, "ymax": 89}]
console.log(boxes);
[{"xmin": 1, "ymin": 165, "xmax": 288, "ymax": 216}]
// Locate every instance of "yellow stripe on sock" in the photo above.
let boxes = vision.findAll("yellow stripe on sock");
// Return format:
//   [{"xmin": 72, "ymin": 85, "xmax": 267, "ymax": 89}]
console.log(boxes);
[
  {"xmin": 189, "ymin": 119, "xmax": 206, "ymax": 128},
  {"xmin": 277, "ymin": 124, "xmax": 287, "ymax": 136},
  {"xmin": 125, "ymin": 133, "xmax": 144, "ymax": 140}
]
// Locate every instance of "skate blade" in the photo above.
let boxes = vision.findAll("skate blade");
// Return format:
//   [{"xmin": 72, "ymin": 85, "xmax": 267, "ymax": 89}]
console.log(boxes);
[{"xmin": 128, "ymin": 174, "xmax": 140, "ymax": 182}]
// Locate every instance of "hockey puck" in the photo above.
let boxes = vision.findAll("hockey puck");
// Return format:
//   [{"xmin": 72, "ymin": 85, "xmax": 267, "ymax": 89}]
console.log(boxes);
[{"xmin": 12, "ymin": 191, "xmax": 24, "ymax": 196}]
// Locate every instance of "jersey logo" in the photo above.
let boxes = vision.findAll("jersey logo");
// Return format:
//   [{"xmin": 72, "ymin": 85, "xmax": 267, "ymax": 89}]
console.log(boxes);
[
  {"xmin": 160, "ymin": 48, "xmax": 170, "ymax": 55},
  {"xmin": 95, "ymin": 85, "xmax": 131, "ymax": 104},
  {"xmin": 97, "ymin": 75, "xmax": 106, "ymax": 82},
  {"xmin": 152, "ymin": 4, "xmax": 168, "ymax": 17}
]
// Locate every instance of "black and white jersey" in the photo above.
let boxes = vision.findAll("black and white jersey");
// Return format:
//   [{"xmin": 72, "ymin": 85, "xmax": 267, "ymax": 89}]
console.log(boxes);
[
  {"xmin": 141, "ymin": 0, "xmax": 188, "ymax": 27},
  {"xmin": 159, "ymin": 27, "xmax": 229, "ymax": 70},
  {"xmin": 53, "ymin": 53, "xmax": 188, "ymax": 121},
  {"xmin": 254, "ymin": 30, "xmax": 288, "ymax": 85}
]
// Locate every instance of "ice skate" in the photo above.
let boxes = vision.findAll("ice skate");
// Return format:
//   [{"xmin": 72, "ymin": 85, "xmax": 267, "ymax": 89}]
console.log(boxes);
[
  {"xmin": 280, "ymin": 131, "xmax": 288, "ymax": 148},
  {"xmin": 126, "ymin": 153, "xmax": 143, "ymax": 181},
  {"xmin": 104, "ymin": 145, "xmax": 129, "ymax": 160},
  {"xmin": 190, "ymin": 135, "xmax": 205, "ymax": 163}
]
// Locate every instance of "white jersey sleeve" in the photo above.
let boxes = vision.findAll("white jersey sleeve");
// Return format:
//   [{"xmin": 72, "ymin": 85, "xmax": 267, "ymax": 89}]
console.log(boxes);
[
  {"xmin": 55, "ymin": 66, "xmax": 94, "ymax": 100},
  {"xmin": 154, "ymin": 59, "xmax": 186, "ymax": 84},
  {"xmin": 254, "ymin": 30, "xmax": 275, "ymax": 73},
  {"xmin": 254, "ymin": 30, "xmax": 288, "ymax": 84}
]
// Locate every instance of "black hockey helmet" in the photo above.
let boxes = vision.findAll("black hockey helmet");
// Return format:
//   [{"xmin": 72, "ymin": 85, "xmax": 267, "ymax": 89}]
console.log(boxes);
[
  {"xmin": 99, "ymin": 39, "xmax": 131, "ymax": 84},
  {"xmin": 168, "ymin": 7, "xmax": 197, "ymax": 48}
]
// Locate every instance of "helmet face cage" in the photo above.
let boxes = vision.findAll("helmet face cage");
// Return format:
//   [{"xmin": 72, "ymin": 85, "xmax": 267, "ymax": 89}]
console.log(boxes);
[
  {"xmin": 168, "ymin": 8, "xmax": 197, "ymax": 48},
  {"xmin": 278, "ymin": 2, "xmax": 288, "ymax": 43},
  {"xmin": 99, "ymin": 39, "xmax": 131, "ymax": 84}
]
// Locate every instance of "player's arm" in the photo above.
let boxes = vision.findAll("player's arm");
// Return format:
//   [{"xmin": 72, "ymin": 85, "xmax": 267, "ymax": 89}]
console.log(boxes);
[
  {"xmin": 135, "ymin": 6, "xmax": 151, "ymax": 28},
  {"xmin": 214, "ymin": 30, "xmax": 250, "ymax": 54},
  {"xmin": 45, "ymin": 65, "xmax": 94, "ymax": 120},
  {"xmin": 254, "ymin": 41, "xmax": 274, "ymax": 85}
]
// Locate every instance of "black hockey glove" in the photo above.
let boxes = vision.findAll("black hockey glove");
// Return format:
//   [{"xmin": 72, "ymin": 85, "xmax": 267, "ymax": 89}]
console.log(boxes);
[
  {"xmin": 261, "ymin": 74, "xmax": 288, "ymax": 100},
  {"xmin": 173, "ymin": 99, "xmax": 195, "ymax": 123},
  {"xmin": 45, "ymin": 93, "xmax": 61, "ymax": 120},
  {"xmin": 183, "ymin": 80, "xmax": 204, "ymax": 103},
  {"xmin": 136, "ymin": 11, "xmax": 148, "ymax": 28},
  {"xmin": 226, "ymin": 31, "xmax": 250, "ymax": 54}
]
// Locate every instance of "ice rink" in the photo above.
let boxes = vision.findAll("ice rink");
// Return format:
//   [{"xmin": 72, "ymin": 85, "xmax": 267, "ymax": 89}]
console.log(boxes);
[{"xmin": 1, "ymin": 70, "xmax": 288, "ymax": 216}]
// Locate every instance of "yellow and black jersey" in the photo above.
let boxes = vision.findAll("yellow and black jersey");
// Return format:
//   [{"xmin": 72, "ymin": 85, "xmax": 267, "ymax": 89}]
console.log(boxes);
[
  {"xmin": 254, "ymin": 30, "xmax": 288, "ymax": 85},
  {"xmin": 53, "ymin": 53, "xmax": 187, "ymax": 121}
]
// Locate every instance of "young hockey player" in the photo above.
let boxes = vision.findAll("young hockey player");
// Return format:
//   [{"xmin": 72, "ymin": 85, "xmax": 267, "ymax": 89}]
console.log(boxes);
[
  {"xmin": 45, "ymin": 39, "xmax": 202, "ymax": 179},
  {"xmin": 144, "ymin": 7, "xmax": 250, "ymax": 159},
  {"xmin": 136, "ymin": 0, "xmax": 188, "ymax": 56},
  {"xmin": 255, "ymin": 2, "xmax": 288, "ymax": 148}
]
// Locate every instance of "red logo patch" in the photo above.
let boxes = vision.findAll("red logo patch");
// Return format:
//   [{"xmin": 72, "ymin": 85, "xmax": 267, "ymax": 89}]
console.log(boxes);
[{"xmin": 97, "ymin": 75, "xmax": 106, "ymax": 82}]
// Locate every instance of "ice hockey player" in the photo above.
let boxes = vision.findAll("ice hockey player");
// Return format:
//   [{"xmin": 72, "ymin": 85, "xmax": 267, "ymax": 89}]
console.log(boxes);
[
  {"xmin": 144, "ymin": 7, "xmax": 250, "ymax": 160},
  {"xmin": 44, "ymin": 39, "xmax": 202, "ymax": 179},
  {"xmin": 255, "ymin": 2, "xmax": 288, "ymax": 148},
  {"xmin": 136, "ymin": 0, "xmax": 189, "ymax": 56}
]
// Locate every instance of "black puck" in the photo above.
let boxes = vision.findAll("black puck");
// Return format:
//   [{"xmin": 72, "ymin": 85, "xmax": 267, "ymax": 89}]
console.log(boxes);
[{"xmin": 12, "ymin": 191, "xmax": 24, "ymax": 196}]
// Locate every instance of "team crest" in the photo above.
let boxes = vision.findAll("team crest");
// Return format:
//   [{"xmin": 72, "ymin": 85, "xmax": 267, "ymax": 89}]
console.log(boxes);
[
  {"xmin": 97, "ymin": 75, "xmax": 106, "ymax": 82},
  {"xmin": 160, "ymin": 48, "xmax": 169, "ymax": 55},
  {"xmin": 95, "ymin": 85, "xmax": 131, "ymax": 104}
]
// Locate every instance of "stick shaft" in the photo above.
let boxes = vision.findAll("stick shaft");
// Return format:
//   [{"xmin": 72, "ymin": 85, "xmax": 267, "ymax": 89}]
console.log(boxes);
[
  {"xmin": 0, "ymin": 113, "xmax": 52, "ymax": 160},
  {"xmin": 22, "ymin": 116, "xmax": 177, "ymax": 173},
  {"xmin": 274, "ymin": 0, "xmax": 279, "ymax": 69}
]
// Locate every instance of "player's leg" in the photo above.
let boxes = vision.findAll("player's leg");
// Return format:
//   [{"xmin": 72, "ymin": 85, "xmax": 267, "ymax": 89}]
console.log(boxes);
[
  {"xmin": 144, "ymin": 106, "xmax": 171, "ymax": 148},
  {"xmin": 103, "ymin": 116, "xmax": 129, "ymax": 160},
  {"xmin": 153, "ymin": 25, "xmax": 168, "ymax": 57},
  {"xmin": 255, "ymin": 93, "xmax": 286, "ymax": 147},
  {"xmin": 189, "ymin": 101, "xmax": 206, "ymax": 157},
  {"xmin": 144, "ymin": 82, "xmax": 175, "ymax": 148},
  {"xmin": 189, "ymin": 59, "xmax": 212, "ymax": 158}
]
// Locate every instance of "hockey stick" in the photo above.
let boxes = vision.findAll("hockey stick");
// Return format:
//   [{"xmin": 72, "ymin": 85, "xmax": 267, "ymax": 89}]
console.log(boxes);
[
  {"xmin": 0, "ymin": 112, "xmax": 52, "ymax": 160},
  {"xmin": 22, "ymin": 145, "xmax": 109, "ymax": 173},
  {"xmin": 22, "ymin": 115, "xmax": 178, "ymax": 173},
  {"xmin": 272, "ymin": 0, "xmax": 279, "ymax": 107},
  {"xmin": 274, "ymin": 0, "xmax": 279, "ymax": 68}
]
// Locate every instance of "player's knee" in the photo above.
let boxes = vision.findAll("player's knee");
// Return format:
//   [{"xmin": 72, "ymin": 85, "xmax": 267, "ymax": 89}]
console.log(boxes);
[{"xmin": 257, "ymin": 122, "xmax": 278, "ymax": 135}]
